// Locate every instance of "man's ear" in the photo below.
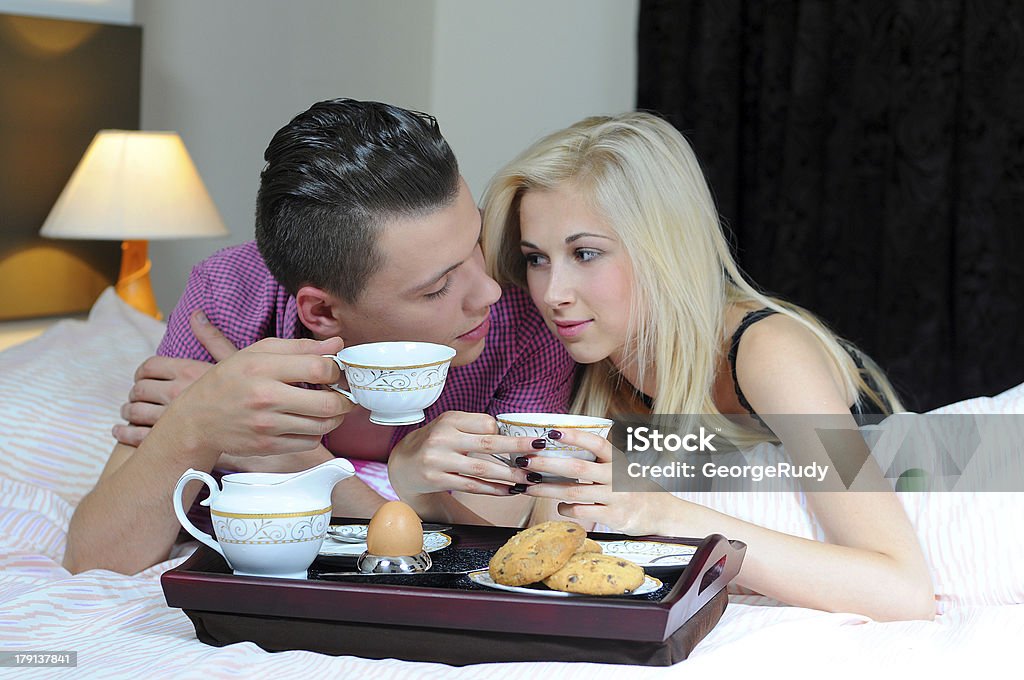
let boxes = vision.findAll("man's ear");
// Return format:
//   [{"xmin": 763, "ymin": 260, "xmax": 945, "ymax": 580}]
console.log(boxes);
[{"xmin": 295, "ymin": 285, "xmax": 345, "ymax": 339}]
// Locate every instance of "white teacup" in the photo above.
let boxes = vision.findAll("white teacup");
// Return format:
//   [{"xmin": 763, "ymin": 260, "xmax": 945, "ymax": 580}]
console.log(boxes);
[
  {"xmin": 496, "ymin": 413, "xmax": 614, "ymax": 479},
  {"xmin": 324, "ymin": 341, "xmax": 456, "ymax": 426}
]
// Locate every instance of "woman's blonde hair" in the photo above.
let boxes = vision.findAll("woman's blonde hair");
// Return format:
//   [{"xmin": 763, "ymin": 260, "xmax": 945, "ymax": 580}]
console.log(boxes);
[{"xmin": 482, "ymin": 112, "xmax": 901, "ymax": 438}]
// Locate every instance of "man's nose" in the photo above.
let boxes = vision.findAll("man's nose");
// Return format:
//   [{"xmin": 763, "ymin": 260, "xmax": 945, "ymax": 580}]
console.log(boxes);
[{"xmin": 466, "ymin": 249, "xmax": 502, "ymax": 308}]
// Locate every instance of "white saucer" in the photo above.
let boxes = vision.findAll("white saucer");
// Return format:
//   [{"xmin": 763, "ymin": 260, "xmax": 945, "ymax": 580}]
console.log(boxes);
[{"xmin": 467, "ymin": 570, "xmax": 664, "ymax": 597}]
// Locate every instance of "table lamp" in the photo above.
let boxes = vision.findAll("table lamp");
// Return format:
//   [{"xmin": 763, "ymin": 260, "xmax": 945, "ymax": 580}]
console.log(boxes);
[{"xmin": 40, "ymin": 130, "xmax": 228, "ymax": 319}]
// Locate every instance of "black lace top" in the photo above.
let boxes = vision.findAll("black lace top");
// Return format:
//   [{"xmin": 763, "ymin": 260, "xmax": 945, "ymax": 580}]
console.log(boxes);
[{"xmin": 727, "ymin": 308, "xmax": 889, "ymax": 426}]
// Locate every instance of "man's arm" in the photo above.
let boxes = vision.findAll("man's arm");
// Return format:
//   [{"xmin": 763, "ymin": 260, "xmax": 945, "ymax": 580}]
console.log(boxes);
[
  {"xmin": 69, "ymin": 262, "xmax": 239, "ymax": 571},
  {"xmin": 113, "ymin": 307, "xmax": 389, "ymax": 524},
  {"xmin": 64, "ymin": 337, "xmax": 352, "ymax": 574},
  {"xmin": 64, "ymin": 435, "xmax": 221, "ymax": 573},
  {"xmin": 111, "ymin": 255, "xmax": 237, "ymax": 446},
  {"xmin": 113, "ymin": 311, "xmax": 233, "ymax": 446}
]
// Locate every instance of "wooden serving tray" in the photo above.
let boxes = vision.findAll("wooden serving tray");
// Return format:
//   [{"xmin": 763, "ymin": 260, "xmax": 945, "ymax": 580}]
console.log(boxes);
[{"xmin": 161, "ymin": 521, "xmax": 745, "ymax": 665}]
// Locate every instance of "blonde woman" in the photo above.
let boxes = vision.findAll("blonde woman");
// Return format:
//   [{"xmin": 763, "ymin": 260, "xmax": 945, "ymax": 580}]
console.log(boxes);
[{"xmin": 480, "ymin": 112, "xmax": 934, "ymax": 621}]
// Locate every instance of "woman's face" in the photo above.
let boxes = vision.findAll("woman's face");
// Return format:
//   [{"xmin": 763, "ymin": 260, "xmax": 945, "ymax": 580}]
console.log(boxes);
[{"xmin": 518, "ymin": 184, "xmax": 634, "ymax": 366}]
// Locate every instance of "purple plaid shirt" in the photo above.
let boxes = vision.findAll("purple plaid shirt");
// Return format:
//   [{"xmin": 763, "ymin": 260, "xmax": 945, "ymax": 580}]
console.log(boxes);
[{"xmin": 158, "ymin": 241, "xmax": 576, "ymax": 456}]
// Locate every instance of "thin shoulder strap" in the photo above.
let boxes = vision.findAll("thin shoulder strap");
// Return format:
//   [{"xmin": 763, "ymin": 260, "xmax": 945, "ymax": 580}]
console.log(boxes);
[{"xmin": 728, "ymin": 308, "xmax": 779, "ymax": 421}]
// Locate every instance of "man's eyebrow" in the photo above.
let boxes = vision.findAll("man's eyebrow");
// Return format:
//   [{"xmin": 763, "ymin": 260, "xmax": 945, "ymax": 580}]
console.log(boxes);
[
  {"xmin": 520, "ymin": 232, "xmax": 614, "ymax": 249},
  {"xmin": 411, "ymin": 223, "xmax": 482, "ymax": 293},
  {"xmin": 412, "ymin": 260, "xmax": 461, "ymax": 293}
]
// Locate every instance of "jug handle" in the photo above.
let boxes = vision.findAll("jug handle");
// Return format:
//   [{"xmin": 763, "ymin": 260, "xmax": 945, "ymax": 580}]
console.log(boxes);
[{"xmin": 172, "ymin": 469, "xmax": 224, "ymax": 557}]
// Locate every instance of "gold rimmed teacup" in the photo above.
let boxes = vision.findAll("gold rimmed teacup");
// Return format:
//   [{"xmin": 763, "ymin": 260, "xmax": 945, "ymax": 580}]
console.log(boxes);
[
  {"xmin": 496, "ymin": 413, "xmax": 614, "ymax": 480},
  {"xmin": 323, "ymin": 341, "xmax": 456, "ymax": 426}
]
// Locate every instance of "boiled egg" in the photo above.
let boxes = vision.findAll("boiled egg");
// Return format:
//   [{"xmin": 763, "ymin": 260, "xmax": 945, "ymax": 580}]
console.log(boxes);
[{"xmin": 365, "ymin": 501, "xmax": 424, "ymax": 557}]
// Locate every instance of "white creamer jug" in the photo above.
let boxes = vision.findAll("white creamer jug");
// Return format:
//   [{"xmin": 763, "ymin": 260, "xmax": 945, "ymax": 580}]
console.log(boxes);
[{"xmin": 172, "ymin": 458, "xmax": 355, "ymax": 579}]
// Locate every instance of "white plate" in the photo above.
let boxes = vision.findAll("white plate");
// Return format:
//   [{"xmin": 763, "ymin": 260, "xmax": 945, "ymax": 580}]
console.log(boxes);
[
  {"xmin": 595, "ymin": 540, "xmax": 695, "ymax": 568},
  {"xmin": 468, "ymin": 570, "xmax": 664, "ymax": 597},
  {"xmin": 319, "ymin": 531, "xmax": 452, "ymax": 558}
]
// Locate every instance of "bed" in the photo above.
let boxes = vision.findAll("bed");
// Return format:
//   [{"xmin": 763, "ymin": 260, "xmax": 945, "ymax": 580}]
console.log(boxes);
[{"xmin": 1, "ymin": 289, "xmax": 1021, "ymax": 677}]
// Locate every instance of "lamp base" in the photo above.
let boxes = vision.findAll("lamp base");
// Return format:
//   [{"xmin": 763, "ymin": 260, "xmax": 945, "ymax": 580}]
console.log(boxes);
[{"xmin": 116, "ymin": 240, "xmax": 162, "ymax": 320}]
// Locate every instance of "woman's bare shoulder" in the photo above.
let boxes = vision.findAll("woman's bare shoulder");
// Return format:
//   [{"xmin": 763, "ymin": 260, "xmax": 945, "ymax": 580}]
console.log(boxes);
[{"xmin": 732, "ymin": 312, "xmax": 852, "ymax": 415}]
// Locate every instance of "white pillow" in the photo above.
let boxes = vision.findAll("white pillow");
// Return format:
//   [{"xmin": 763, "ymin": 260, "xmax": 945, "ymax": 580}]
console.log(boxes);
[
  {"xmin": 0, "ymin": 289, "xmax": 165, "ymax": 505},
  {"xmin": 902, "ymin": 384, "xmax": 1024, "ymax": 609}
]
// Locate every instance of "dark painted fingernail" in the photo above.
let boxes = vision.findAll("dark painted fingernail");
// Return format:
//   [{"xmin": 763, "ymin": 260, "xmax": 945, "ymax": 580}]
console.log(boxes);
[
  {"xmin": 531, "ymin": 438, "xmax": 546, "ymax": 449},
  {"xmin": 526, "ymin": 472, "xmax": 543, "ymax": 483},
  {"xmin": 508, "ymin": 483, "xmax": 527, "ymax": 495},
  {"xmin": 515, "ymin": 456, "xmax": 530, "ymax": 468},
  {"xmin": 547, "ymin": 430, "xmax": 563, "ymax": 440}
]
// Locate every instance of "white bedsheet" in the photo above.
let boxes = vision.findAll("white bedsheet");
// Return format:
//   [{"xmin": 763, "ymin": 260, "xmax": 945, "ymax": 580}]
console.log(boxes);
[
  {"xmin": 1, "ymin": 471, "xmax": 1020, "ymax": 677},
  {"xmin": 1, "ymin": 292, "xmax": 1022, "ymax": 676}
]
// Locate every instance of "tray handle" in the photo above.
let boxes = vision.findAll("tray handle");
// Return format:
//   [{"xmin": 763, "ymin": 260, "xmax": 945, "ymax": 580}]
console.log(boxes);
[{"xmin": 664, "ymin": 533, "xmax": 746, "ymax": 635}]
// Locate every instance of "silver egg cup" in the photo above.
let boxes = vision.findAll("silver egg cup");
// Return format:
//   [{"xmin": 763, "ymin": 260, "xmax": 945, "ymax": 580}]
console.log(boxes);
[{"xmin": 356, "ymin": 550, "xmax": 433, "ymax": 574}]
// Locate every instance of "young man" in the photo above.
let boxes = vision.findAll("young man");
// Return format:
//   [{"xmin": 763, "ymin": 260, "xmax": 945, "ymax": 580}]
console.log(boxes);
[{"xmin": 64, "ymin": 99, "xmax": 575, "ymax": 574}]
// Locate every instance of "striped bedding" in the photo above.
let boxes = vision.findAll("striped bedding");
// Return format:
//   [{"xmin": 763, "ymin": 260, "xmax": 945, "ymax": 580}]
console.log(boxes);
[{"xmin": 0, "ymin": 290, "xmax": 1020, "ymax": 676}]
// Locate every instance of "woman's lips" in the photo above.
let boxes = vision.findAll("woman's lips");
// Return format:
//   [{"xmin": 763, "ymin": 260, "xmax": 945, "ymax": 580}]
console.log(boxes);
[
  {"xmin": 457, "ymin": 315, "xmax": 490, "ymax": 342},
  {"xmin": 553, "ymin": 319, "xmax": 592, "ymax": 338}
]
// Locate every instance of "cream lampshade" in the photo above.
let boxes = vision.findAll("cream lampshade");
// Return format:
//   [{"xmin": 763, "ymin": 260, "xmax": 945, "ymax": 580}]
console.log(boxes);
[{"xmin": 40, "ymin": 130, "xmax": 228, "ymax": 319}]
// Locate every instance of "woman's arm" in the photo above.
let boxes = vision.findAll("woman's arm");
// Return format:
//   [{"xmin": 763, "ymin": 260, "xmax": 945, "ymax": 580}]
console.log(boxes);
[
  {"xmin": 522, "ymin": 316, "xmax": 934, "ymax": 621},
  {"xmin": 725, "ymin": 313, "xmax": 934, "ymax": 619}
]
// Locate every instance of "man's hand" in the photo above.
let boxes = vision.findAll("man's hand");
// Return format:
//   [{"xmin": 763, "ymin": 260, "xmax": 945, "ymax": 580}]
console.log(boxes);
[
  {"xmin": 113, "ymin": 310, "xmax": 239, "ymax": 446},
  {"xmin": 166, "ymin": 336, "xmax": 353, "ymax": 457}
]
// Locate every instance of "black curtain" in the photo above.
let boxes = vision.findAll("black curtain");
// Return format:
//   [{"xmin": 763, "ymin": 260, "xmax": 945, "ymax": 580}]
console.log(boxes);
[{"xmin": 638, "ymin": 0, "xmax": 1024, "ymax": 411}]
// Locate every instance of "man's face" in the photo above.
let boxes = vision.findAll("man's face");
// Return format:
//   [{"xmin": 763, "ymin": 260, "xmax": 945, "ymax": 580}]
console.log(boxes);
[{"xmin": 335, "ymin": 178, "xmax": 502, "ymax": 366}]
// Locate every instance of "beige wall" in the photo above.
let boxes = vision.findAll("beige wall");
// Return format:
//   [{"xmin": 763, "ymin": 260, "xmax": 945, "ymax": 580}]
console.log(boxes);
[
  {"xmin": 137, "ymin": 0, "xmax": 437, "ymax": 312},
  {"xmin": 141, "ymin": 0, "xmax": 637, "ymax": 313},
  {"xmin": 431, "ymin": 0, "xmax": 637, "ymax": 199},
  {"xmin": 9, "ymin": 0, "xmax": 638, "ymax": 314}
]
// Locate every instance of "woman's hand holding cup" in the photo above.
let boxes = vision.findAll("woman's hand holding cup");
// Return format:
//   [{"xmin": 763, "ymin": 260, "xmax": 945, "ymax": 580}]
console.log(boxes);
[{"xmin": 387, "ymin": 411, "xmax": 548, "ymax": 502}]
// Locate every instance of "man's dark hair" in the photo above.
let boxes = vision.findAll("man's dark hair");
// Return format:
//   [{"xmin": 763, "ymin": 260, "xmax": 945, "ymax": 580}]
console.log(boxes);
[{"xmin": 255, "ymin": 98, "xmax": 460, "ymax": 301}]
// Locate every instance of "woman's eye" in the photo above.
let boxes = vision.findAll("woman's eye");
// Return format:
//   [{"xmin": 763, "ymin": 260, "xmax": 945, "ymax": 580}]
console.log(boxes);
[
  {"xmin": 523, "ymin": 252, "xmax": 548, "ymax": 267},
  {"xmin": 575, "ymin": 248, "xmax": 601, "ymax": 262}
]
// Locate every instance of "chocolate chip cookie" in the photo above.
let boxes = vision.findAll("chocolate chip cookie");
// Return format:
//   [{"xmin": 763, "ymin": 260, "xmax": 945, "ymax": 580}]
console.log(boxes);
[
  {"xmin": 488, "ymin": 521, "xmax": 586, "ymax": 586},
  {"xmin": 542, "ymin": 552, "xmax": 646, "ymax": 595}
]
